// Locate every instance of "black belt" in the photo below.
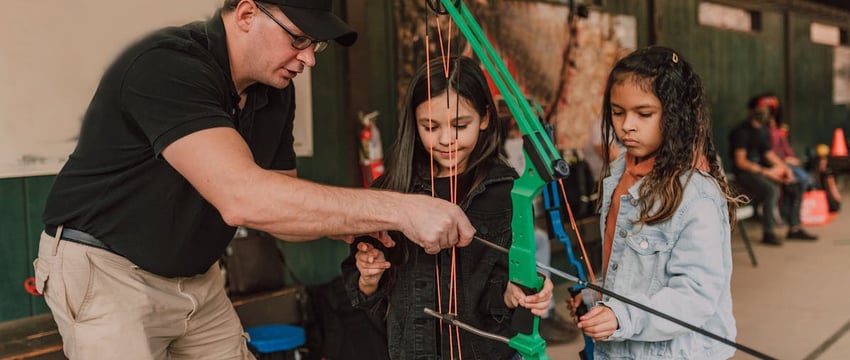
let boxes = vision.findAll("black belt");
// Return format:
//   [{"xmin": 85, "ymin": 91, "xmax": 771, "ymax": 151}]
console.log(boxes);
[{"xmin": 45, "ymin": 225, "xmax": 116, "ymax": 254}]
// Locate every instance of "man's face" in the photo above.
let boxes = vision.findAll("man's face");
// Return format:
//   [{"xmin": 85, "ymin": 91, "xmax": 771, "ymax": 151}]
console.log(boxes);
[
  {"xmin": 753, "ymin": 107, "xmax": 772, "ymax": 125},
  {"xmin": 751, "ymin": 96, "xmax": 779, "ymax": 125},
  {"xmin": 251, "ymin": 5, "xmax": 317, "ymax": 89}
]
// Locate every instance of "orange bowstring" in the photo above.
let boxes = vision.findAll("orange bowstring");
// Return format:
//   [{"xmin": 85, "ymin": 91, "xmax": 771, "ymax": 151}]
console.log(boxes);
[
  {"xmin": 425, "ymin": 21, "xmax": 445, "ymax": 336},
  {"xmin": 433, "ymin": 13, "xmax": 462, "ymax": 360},
  {"xmin": 557, "ymin": 178, "xmax": 600, "ymax": 301},
  {"xmin": 435, "ymin": 17, "xmax": 453, "ymax": 77}
]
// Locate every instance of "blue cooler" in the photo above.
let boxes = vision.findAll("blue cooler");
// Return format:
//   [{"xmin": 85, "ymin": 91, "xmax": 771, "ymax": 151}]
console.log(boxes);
[{"xmin": 246, "ymin": 324, "xmax": 306, "ymax": 360}]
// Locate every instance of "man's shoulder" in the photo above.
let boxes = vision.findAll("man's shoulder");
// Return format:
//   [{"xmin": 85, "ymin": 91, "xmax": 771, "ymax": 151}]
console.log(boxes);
[
  {"xmin": 730, "ymin": 120, "xmax": 757, "ymax": 141},
  {"xmin": 730, "ymin": 120, "xmax": 750, "ymax": 133},
  {"xmin": 128, "ymin": 22, "xmax": 212, "ymax": 62}
]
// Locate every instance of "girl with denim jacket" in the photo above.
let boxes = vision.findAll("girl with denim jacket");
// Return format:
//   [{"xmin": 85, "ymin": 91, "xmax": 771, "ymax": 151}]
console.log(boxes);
[
  {"xmin": 570, "ymin": 46, "xmax": 742, "ymax": 359},
  {"xmin": 341, "ymin": 56, "xmax": 554, "ymax": 360}
]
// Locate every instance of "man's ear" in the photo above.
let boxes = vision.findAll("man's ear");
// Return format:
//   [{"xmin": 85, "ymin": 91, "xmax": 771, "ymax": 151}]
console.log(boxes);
[{"xmin": 233, "ymin": 0, "xmax": 259, "ymax": 32}]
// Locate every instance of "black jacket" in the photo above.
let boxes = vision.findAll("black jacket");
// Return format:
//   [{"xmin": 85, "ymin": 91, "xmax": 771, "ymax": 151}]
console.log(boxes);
[{"xmin": 342, "ymin": 163, "xmax": 519, "ymax": 360}]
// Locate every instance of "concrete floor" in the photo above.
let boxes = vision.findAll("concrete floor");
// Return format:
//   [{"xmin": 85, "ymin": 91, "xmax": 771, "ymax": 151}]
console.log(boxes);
[{"xmin": 545, "ymin": 189, "xmax": 850, "ymax": 360}]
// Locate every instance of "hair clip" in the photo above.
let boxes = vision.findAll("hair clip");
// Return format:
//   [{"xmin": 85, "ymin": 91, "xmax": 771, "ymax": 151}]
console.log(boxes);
[{"xmin": 672, "ymin": 52, "xmax": 679, "ymax": 64}]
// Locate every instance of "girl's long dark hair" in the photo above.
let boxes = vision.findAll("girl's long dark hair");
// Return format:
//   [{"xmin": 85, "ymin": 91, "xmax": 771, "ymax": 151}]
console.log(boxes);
[
  {"xmin": 368, "ymin": 56, "xmax": 506, "ymax": 309},
  {"xmin": 599, "ymin": 46, "xmax": 741, "ymax": 225},
  {"xmin": 374, "ymin": 56, "xmax": 505, "ymax": 194}
]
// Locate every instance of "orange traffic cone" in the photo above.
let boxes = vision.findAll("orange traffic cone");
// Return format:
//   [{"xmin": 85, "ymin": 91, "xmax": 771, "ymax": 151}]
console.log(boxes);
[{"xmin": 831, "ymin": 128, "xmax": 848, "ymax": 157}]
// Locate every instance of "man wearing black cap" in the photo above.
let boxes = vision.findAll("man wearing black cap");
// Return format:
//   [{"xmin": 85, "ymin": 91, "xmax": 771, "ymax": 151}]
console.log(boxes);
[
  {"xmin": 36, "ymin": 1, "xmax": 474, "ymax": 358},
  {"xmin": 729, "ymin": 93, "xmax": 818, "ymax": 246}
]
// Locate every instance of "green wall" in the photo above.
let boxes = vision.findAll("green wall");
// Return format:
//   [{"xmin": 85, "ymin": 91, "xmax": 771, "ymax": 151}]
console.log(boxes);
[
  {"xmin": 657, "ymin": 0, "xmax": 786, "ymax": 167},
  {"xmin": 282, "ymin": 0, "xmax": 398, "ymax": 288},
  {"xmin": 652, "ymin": 0, "xmax": 849, "ymax": 165},
  {"xmin": 788, "ymin": 11, "xmax": 850, "ymax": 151},
  {"xmin": 0, "ymin": 176, "xmax": 53, "ymax": 321}
]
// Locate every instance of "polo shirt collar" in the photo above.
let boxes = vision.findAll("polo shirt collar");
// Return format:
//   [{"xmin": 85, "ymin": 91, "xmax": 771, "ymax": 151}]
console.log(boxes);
[
  {"xmin": 204, "ymin": 10, "xmax": 271, "ymax": 110},
  {"xmin": 205, "ymin": 10, "xmax": 234, "ymax": 90}
]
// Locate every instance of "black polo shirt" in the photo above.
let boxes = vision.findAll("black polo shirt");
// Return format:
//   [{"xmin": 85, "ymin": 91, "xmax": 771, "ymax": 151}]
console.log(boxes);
[
  {"xmin": 43, "ymin": 11, "xmax": 296, "ymax": 277},
  {"xmin": 729, "ymin": 120, "xmax": 771, "ymax": 174}
]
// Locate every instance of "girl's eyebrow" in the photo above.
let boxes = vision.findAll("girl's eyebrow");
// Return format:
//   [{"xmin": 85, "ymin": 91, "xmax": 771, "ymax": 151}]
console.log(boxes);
[
  {"xmin": 611, "ymin": 103, "xmax": 660, "ymax": 111},
  {"xmin": 417, "ymin": 115, "xmax": 474, "ymax": 123}
]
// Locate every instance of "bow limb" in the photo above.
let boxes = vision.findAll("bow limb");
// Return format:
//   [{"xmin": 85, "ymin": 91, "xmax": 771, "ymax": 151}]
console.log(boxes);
[{"xmin": 435, "ymin": 1, "xmax": 567, "ymax": 358}]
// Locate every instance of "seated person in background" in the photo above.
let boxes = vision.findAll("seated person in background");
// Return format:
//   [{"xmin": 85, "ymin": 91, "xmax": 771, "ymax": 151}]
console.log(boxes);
[
  {"xmin": 764, "ymin": 96, "xmax": 816, "ymax": 224},
  {"xmin": 729, "ymin": 93, "xmax": 817, "ymax": 245}
]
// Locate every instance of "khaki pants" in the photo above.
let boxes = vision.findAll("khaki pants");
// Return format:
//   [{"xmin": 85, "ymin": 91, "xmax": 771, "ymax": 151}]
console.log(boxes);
[{"xmin": 34, "ymin": 229, "xmax": 254, "ymax": 360}]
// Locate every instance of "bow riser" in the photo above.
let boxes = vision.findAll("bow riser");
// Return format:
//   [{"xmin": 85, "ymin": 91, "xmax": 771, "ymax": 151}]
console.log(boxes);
[{"xmin": 507, "ymin": 169, "xmax": 548, "ymax": 359}]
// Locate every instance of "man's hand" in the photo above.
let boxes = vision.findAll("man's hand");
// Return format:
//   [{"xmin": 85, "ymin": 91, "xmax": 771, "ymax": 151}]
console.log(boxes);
[
  {"xmin": 763, "ymin": 166, "xmax": 794, "ymax": 184},
  {"xmin": 785, "ymin": 157, "xmax": 801, "ymax": 166},
  {"xmin": 399, "ymin": 195, "xmax": 475, "ymax": 254}
]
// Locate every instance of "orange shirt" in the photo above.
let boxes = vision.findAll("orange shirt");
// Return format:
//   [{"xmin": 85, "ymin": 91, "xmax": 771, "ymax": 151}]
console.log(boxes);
[{"xmin": 603, "ymin": 153, "xmax": 655, "ymax": 275}]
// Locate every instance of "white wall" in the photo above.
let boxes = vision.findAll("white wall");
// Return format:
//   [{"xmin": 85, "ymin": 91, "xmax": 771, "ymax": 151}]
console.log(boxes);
[{"xmin": 0, "ymin": 1, "xmax": 223, "ymax": 178}]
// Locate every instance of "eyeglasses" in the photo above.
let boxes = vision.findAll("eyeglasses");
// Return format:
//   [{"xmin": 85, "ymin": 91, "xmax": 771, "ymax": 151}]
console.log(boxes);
[{"xmin": 255, "ymin": 3, "xmax": 328, "ymax": 53}]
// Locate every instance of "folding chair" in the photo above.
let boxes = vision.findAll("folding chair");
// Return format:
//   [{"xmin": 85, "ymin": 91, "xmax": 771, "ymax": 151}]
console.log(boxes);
[{"xmin": 734, "ymin": 203, "xmax": 758, "ymax": 267}]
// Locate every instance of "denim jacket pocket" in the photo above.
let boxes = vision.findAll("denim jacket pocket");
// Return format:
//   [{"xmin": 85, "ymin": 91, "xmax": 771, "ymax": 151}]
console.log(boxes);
[
  {"xmin": 619, "ymin": 233, "xmax": 673, "ymax": 291},
  {"xmin": 623, "ymin": 233, "xmax": 672, "ymax": 256}
]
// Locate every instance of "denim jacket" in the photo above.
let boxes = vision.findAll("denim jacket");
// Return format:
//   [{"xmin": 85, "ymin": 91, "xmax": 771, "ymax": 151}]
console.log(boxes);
[
  {"xmin": 595, "ymin": 154, "xmax": 737, "ymax": 359},
  {"xmin": 342, "ymin": 163, "xmax": 519, "ymax": 360}
]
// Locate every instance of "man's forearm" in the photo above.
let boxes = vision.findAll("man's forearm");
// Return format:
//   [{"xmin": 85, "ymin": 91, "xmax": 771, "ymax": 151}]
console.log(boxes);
[{"xmin": 226, "ymin": 170, "xmax": 406, "ymax": 240}]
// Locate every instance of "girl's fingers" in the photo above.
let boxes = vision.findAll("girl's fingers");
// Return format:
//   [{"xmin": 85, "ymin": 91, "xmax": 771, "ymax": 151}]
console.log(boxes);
[
  {"xmin": 359, "ymin": 260, "xmax": 391, "ymax": 271},
  {"xmin": 577, "ymin": 306, "xmax": 618, "ymax": 340},
  {"xmin": 357, "ymin": 242, "xmax": 374, "ymax": 252},
  {"xmin": 359, "ymin": 261, "xmax": 391, "ymax": 279}
]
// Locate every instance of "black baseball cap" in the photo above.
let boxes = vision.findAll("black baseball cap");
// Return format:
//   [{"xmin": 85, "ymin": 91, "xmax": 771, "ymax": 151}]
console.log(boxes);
[{"xmin": 261, "ymin": 0, "xmax": 357, "ymax": 46}]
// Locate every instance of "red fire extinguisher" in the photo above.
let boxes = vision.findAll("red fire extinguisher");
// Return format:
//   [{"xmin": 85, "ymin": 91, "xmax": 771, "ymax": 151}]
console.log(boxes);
[{"xmin": 359, "ymin": 111, "xmax": 384, "ymax": 187}]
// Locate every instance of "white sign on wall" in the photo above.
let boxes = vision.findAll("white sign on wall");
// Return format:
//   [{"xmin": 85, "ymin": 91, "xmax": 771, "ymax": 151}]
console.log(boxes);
[
  {"xmin": 834, "ymin": 46, "xmax": 850, "ymax": 104},
  {"xmin": 811, "ymin": 22, "xmax": 841, "ymax": 46},
  {"xmin": 698, "ymin": 2, "xmax": 752, "ymax": 33}
]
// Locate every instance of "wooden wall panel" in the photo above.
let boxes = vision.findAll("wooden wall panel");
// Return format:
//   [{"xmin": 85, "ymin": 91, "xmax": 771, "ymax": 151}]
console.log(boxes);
[
  {"xmin": 24, "ymin": 177, "xmax": 54, "ymax": 315},
  {"xmin": 788, "ymin": 13, "xmax": 850, "ymax": 153},
  {"xmin": 280, "ymin": 0, "xmax": 396, "ymax": 286},
  {"xmin": 0, "ymin": 176, "xmax": 54, "ymax": 322},
  {"xmin": 0, "ymin": 178, "xmax": 30, "ymax": 321},
  {"xmin": 657, "ymin": 0, "xmax": 786, "ymax": 167}
]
